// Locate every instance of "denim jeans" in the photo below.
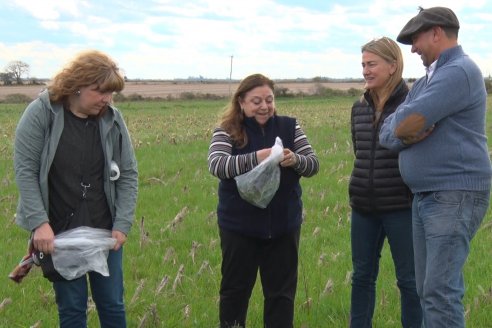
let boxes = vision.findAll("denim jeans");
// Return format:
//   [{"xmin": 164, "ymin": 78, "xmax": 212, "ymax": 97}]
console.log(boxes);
[
  {"xmin": 219, "ymin": 228, "xmax": 300, "ymax": 328},
  {"xmin": 413, "ymin": 190, "xmax": 490, "ymax": 328},
  {"xmin": 53, "ymin": 248, "xmax": 126, "ymax": 328},
  {"xmin": 350, "ymin": 208, "xmax": 422, "ymax": 328}
]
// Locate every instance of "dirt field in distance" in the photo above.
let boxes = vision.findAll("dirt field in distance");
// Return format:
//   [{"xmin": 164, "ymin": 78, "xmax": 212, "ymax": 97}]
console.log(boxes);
[{"xmin": 0, "ymin": 81, "xmax": 366, "ymax": 101}]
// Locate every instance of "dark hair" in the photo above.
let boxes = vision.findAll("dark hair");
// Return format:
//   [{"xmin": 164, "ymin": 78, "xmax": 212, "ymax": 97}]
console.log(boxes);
[
  {"xmin": 441, "ymin": 26, "xmax": 459, "ymax": 39},
  {"xmin": 219, "ymin": 73, "xmax": 275, "ymax": 148}
]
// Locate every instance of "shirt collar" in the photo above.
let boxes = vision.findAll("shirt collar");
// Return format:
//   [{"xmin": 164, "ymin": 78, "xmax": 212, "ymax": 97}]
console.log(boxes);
[{"xmin": 426, "ymin": 59, "xmax": 437, "ymax": 82}]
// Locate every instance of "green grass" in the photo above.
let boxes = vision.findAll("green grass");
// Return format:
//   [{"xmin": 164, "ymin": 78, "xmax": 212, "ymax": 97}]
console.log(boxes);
[{"xmin": 1, "ymin": 96, "xmax": 491, "ymax": 327}]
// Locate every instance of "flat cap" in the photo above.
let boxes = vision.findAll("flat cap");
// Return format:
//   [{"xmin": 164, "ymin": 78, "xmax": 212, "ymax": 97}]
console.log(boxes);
[{"xmin": 397, "ymin": 7, "xmax": 460, "ymax": 44}]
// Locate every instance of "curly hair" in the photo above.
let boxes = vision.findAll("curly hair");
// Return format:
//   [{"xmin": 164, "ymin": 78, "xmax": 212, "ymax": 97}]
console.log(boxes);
[
  {"xmin": 48, "ymin": 50, "xmax": 125, "ymax": 103},
  {"xmin": 219, "ymin": 73, "xmax": 275, "ymax": 148}
]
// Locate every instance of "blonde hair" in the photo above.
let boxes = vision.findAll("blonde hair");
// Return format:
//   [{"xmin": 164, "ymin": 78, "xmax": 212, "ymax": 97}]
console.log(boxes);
[
  {"xmin": 219, "ymin": 73, "xmax": 275, "ymax": 148},
  {"xmin": 361, "ymin": 37, "xmax": 404, "ymax": 110},
  {"xmin": 48, "ymin": 50, "xmax": 125, "ymax": 103}
]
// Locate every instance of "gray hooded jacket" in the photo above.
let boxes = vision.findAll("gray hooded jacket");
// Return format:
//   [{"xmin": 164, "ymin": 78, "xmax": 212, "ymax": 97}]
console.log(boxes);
[{"xmin": 14, "ymin": 89, "xmax": 138, "ymax": 235}]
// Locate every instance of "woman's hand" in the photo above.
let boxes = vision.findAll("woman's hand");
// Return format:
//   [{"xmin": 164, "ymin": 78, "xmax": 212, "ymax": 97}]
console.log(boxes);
[
  {"xmin": 280, "ymin": 148, "xmax": 298, "ymax": 167},
  {"xmin": 112, "ymin": 230, "xmax": 127, "ymax": 250},
  {"xmin": 256, "ymin": 148, "xmax": 272, "ymax": 163},
  {"xmin": 32, "ymin": 222, "xmax": 55, "ymax": 254}
]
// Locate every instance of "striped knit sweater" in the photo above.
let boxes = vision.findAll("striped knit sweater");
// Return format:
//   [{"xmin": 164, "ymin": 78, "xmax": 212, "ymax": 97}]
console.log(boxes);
[{"xmin": 208, "ymin": 121, "xmax": 319, "ymax": 179}]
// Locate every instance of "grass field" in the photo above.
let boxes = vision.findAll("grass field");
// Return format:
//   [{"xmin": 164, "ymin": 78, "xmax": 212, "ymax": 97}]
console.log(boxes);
[{"xmin": 0, "ymin": 96, "xmax": 491, "ymax": 327}]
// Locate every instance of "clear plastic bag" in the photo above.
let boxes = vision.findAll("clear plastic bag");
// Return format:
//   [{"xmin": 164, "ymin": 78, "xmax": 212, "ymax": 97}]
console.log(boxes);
[
  {"xmin": 51, "ymin": 226, "xmax": 116, "ymax": 280},
  {"xmin": 235, "ymin": 137, "xmax": 284, "ymax": 208}
]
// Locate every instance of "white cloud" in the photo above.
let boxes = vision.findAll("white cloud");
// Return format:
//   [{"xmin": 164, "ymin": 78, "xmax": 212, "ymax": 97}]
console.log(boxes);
[
  {"xmin": 13, "ymin": 0, "xmax": 85, "ymax": 20},
  {"xmin": 2, "ymin": 0, "xmax": 491, "ymax": 79},
  {"xmin": 0, "ymin": 42, "xmax": 80, "ymax": 78}
]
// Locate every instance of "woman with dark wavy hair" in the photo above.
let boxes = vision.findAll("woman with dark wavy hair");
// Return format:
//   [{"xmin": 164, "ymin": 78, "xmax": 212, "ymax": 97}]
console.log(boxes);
[{"xmin": 208, "ymin": 73, "xmax": 319, "ymax": 327}]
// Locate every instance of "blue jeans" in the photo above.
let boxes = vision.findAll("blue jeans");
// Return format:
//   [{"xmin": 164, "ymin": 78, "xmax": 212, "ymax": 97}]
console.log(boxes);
[
  {"xmin": 350, "ymin": 208, "xmax": 422, "ymax": 328},
  {"xmin": 53, "ymin": 248, "xmax": 126, "ymax": 328},
  {"xmin": 413, "ymin": 190, "xmax": 490, "ymax": 328}
]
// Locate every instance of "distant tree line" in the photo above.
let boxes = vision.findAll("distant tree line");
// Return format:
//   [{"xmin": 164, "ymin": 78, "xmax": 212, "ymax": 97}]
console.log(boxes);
[
  {"xmin": 1, "ymin": 60, "xmax": 491, "ymax": 94},
  {"xmin": 0, "ymin": 60, "xmax": 43, "ymax": 85}
]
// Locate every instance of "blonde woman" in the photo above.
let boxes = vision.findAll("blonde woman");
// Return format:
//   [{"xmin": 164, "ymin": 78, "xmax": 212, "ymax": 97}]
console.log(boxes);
[{"xmin": 348, "ymin": 37, "xmax": 422, "ymax": 327}]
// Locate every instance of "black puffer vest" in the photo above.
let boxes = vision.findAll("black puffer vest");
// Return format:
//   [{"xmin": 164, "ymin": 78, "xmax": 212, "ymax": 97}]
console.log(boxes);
[
  {"xmin": 217, "ymin": 115, "xmax": 302, "ymax": 239},
  {"xmin": 349, "ymin": 80, "xmax": 412, "ymax": 212}
]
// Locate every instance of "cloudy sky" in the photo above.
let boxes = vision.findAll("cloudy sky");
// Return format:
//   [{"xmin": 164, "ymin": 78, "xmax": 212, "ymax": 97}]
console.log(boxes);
[{"xmin": 1, "ymin": 0, "xmax": 491, "ymax": 80}]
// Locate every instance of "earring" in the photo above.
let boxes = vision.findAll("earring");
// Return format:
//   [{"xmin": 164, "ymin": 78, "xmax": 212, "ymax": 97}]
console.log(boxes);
[{"xmin": 76, "ymin": 90, "xmax": 81, "ymax": 95}]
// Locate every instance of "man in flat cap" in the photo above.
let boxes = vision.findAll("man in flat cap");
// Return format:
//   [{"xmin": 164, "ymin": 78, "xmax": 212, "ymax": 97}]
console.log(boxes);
[{"xmin": 379, "ymin": 6, "xmax": 491, "ymax": 328}]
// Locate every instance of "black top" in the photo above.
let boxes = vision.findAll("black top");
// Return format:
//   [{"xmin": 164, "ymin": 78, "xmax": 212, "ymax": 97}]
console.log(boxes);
[
  {"xmin": 349, "ymin": 80, "xmax": 412, "ymax": 213},
  {"xmin": 48, "ymin": 109, "xmax": 112, "ymax": 233}
]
